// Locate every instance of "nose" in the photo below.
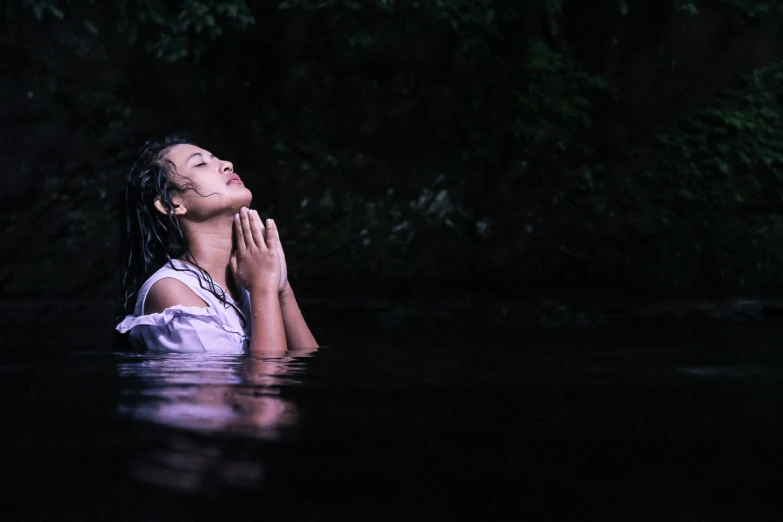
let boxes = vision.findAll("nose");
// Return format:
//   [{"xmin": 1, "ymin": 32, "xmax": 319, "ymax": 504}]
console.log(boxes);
[{"xmin": 221, "ymin": 160, "xmax": 233, "ymax": 173}]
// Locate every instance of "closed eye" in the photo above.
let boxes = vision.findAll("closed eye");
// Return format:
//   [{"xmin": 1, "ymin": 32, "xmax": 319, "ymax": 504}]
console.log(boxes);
[{"xmin": 195, "ymin": 162, "xmax": 207, "ymax": 167}]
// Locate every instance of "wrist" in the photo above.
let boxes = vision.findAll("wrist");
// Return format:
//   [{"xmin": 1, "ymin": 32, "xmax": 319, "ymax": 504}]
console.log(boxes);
[
  {"xmin": 249, "ymin": 285, "xmax": 280, "ymax": 299},
  {"xmin": 279, "ymin": 281, "xmax": 293, "ymax": 301}
]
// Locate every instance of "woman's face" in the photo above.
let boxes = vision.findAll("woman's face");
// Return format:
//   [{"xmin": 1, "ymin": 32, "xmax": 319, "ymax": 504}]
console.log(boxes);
[{"xmin": 164, "ymin": 143, "xmax": 252, "ymax": 219}]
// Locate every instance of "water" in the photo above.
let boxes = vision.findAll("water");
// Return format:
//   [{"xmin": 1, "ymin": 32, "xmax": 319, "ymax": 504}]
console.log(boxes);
[{"xmin": 2, "ymin": 321, "xmax": 781, "ymax": 521}]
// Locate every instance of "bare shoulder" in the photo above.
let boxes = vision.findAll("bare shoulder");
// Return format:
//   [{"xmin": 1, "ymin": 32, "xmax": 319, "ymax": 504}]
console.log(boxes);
[{"xmin": 144, "ymin": 277, "xmax": 209, "ymax": 315}]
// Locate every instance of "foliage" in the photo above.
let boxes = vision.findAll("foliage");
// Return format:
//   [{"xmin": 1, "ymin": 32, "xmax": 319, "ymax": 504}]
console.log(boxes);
[
  {"xmin": 656, "ymin": 65, "xmax": 783, "ymax": 207},
  {"xmin": 13, "ymin": 0, "xmax": 256, "ymax": 62},
  {"xmin": 3, "ymin": 0, "xmax": 783, "ymax": 298}
]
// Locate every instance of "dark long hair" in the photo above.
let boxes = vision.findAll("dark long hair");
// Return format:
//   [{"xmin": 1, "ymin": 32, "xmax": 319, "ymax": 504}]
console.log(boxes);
[{"xmin": 119, "ymin": 136, "xmax": 233, "ymax": 316}]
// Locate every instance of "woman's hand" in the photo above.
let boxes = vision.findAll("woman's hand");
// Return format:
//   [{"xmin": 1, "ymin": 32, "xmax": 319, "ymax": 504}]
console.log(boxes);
[
  {"xmin": 274, "ymin": 223, "xmax": 288, "ymax": 293},
  {"xmin": 230, "ymin": 207, "xmax": 281, "ymax": 295}
]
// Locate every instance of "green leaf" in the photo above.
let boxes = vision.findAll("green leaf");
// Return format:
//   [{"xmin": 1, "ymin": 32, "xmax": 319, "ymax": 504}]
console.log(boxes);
[
  {"xmin": 49, "ymin": 5, "xmax": 64, "ymax": 19},
  {"xmin": 149, "ymin": 10, "xmax": 167, "ymax": 26},
  {"xmin": 677, "ymin": 189, "xmax": 697, "ymax": 201},
  {"xmin": 84, "ymin": 19, "xmax": 98, "ymax": 35}
]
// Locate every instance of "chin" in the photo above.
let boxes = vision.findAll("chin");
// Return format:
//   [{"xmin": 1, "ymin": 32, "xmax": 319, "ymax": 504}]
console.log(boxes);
[
  {"xmin": 233, "ymin": 188, "xmax": 252, "ymax": 209},
  {"xmin": 221, "ymin": 194, "xmax": 252, "ymax": 214}
]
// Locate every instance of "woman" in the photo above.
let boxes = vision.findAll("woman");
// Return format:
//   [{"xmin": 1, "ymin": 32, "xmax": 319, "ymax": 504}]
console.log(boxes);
[{"xmin": 116, "ymin": 136, "xmax": 317, "ymax": 356}]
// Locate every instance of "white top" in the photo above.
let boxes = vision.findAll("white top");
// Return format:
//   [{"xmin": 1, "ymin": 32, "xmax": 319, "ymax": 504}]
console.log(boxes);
[{"xmin": 116, "ymin": 258, "xmax": 251, "ymax": 354}]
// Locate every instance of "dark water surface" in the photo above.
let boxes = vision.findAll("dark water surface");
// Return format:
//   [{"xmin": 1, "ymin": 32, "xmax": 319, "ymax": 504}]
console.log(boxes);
[{"xmin": 2, "ymin": 321, "xmax": 781, "ymax": 521}]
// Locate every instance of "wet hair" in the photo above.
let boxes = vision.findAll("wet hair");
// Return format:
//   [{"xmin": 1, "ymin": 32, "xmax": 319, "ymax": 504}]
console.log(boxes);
[{"xmin": 119, "ymin": 136, "xmax": 235, "ymax": 317}]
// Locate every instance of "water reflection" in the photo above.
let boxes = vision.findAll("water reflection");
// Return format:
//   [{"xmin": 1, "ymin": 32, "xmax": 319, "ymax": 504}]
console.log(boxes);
[{"xmin": 116, "ymin": 350, "xmax": 316, "ymax": 492}]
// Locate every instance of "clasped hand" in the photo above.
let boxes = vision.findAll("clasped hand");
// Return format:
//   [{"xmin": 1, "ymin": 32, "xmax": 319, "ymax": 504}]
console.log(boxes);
[{"xmin": 230, "ymin": 207, "xmax": 288, "ymax": 294}]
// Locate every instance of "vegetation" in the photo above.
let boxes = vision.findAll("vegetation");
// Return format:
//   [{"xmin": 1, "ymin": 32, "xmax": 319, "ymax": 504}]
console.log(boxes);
[{"xmin": 3, "ymin": 0, "xmax": 783, "ymax": 299}]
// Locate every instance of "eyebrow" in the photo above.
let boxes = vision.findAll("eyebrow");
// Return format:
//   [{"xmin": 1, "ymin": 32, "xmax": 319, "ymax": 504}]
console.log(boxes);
[{"xmin": 186, "ymin": 152, "xmax": 216, "ymax": 163}]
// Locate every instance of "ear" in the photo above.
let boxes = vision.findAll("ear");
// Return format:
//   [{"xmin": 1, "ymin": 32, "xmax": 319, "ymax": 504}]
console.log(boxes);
[{"xmin": 153, "ymin": 196, "xmax": 186, "ymax": 216}]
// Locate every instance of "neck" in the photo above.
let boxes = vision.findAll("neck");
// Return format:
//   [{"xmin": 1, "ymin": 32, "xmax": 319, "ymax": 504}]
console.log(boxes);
[{"xmin": 178, "ymin": 214, "xmax": 236, "ymax": 297}]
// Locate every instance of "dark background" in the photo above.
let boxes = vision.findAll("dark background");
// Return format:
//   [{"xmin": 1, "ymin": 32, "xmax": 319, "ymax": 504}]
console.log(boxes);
[
  {"xmin": 3, "ymin": 0, "xmax": 783, "ymax": 310},
  {"xmin": 2, "ymin": 4, "xmax": 782, "ymax": 519}
]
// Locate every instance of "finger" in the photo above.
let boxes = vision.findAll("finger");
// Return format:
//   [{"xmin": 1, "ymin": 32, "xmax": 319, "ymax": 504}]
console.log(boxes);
[
  {"xmin": 229, "ymin": 253, "xmax": 238, "ymax": 275},
  {"xmin": 265, "ymin": 218, "xmax": 279, "ymax": 251},
  {"xmin": 250, "ymin": 210, "xmax": 267, "ymax": 251},
  {"xmin": 272, "ymin": 219, "xmax": 283, "ymax": 248},
  {"xmin": 240, "ymin": 207, "xmax": 256, "ymax": 249},
  {"xmin": 233, "ymin": 213, "xmax": 246, "ymax": 253},
  {"xmin": 274, "ymin": 221, "xmax": 286, "ymax": 261},
  {"xmin": 275, "ymin": 229, "xmax": 285, "ymax": 260}
]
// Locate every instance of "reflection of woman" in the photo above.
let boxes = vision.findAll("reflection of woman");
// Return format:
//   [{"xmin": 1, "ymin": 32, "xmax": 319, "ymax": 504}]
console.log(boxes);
[
  {"xmin": 116, "ymin": 137, "xmax": 317, "ymax": 355},
  {"xmin": 118, "ymin": 353, "xmax": 312, "ymax": 492},
  {"xmin": 117, "ymin": 354, "xmax": 306, "ymax": 438}
]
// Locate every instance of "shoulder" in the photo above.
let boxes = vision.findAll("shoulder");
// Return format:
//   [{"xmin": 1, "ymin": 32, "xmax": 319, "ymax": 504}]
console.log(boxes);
[{"xmin": 144, "ymin": 277, "xmax": 209, "ymax": 315}]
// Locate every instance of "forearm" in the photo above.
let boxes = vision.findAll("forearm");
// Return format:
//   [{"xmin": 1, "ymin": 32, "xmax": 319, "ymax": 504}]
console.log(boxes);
[
  {"xmin": 248, "ymin": 288, "xmax": 288, "ymax": 356},
  {"xmin": 279, "ymin": 282, "xmax": 318, "ymax": 349}
]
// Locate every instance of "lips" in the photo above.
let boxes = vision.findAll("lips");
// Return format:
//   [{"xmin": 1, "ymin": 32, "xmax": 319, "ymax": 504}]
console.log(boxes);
[{"xmin": 227, "ymin": 173, "xmax": 243, "ymax": 185}]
